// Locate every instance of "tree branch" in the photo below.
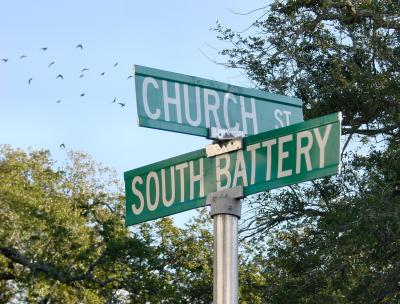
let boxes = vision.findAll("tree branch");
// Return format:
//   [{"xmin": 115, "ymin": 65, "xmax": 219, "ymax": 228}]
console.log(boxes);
[
  {"xmin": 342, "ymin": 125, "xmax": 398, "ymax": 136},
  {"xmin": 0, "ymin": 272, "xmax": 15, "ymax": 281},
  {"xmin": 0, "ymin": 246, "xmax": 108, "ymax": 286}
]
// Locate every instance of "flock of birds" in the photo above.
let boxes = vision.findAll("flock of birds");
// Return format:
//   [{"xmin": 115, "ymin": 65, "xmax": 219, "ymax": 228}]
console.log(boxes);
[
  {"xmin": 2, "ymin": 43, "xmax": 133, "ymax": 149},
  {"xmin": 1, "ymin": 43, "xmax": 130, "ymax": 107}
]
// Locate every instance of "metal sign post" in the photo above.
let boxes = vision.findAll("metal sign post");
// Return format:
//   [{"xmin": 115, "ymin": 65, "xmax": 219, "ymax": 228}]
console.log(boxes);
[
  {"xmin": 208, "ymin": 186, "xmax": 243, "ymax": 304},
  {"xmin": 206, "ymin": 129, "xmax": 245, "ymax": 304},
  {"xmin": 125, "ymin": 65, "xmax": 345, "ymax": 303},
  {"xmin": 126, "ymin": 67, "xmax": 342, "ymax": 302}
]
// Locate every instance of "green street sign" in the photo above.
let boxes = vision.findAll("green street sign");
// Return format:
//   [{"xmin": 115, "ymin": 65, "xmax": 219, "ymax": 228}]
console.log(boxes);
[
  {"xmin": 134, "ymin": 65, "xmax": 303, "ymax": 137},
  {"xmin": 124, "ymin": 112, "xmax": 342, "ymax": 226}
]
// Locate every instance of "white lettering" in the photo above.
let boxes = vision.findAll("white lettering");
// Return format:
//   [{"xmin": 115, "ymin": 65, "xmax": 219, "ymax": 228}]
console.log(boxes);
[
  {"xmin": 313, "ymin": 124, "xmax": 332, "ymax": 168},
  {"xmin": 162, "ymin": 81, "xmax": 182, "ymax": 123},
  {"xmin": 204, "ymin": 89, "xmax": 221, "ymax": 129},
  {"xmin": 183, "ymin": 85, "xmax": 201, "ymax": 126},
  {"xmin": 246, "ymin": 143, "xmax": 260, "ymax": 185},
  {"xmin": 296, "ymin": 131, "xmax": 313, "ymax": 174},
  {"xmin": 146, "ymin": 172, "xmax": 159, "ymax": 211},
  {"xmin": 131, "ymin": 176, "xmax": 144, "ymax": 215},
  {"xmin": 143, "ymin": 77, "xmax": 160, "ymax": 120},
  {"xmin": 232, "ymin": 150, "xmax": 248, "ymax": 187},
  {"xmin": 189, "ymin": 159, "xmax": 204, "ymax": 200},
  {"xmin": 277, "ymin": 135, "xmax": 293, "ymax": 178},
  {"xmin": 240, "ymin": 97, "xmax": 258, "ymax": 134},
  {"xmin": 223, "ymin": 93, "xmax": 239, "ymax": 130},
  {"xmin": 262, "ymin": 139, "xmax": 277, "ymax": 181},
  {"xmin": 216, "ymin": 154, "xmax": 231, "ymax": 191},
  {"xmin": 274, "ymin": 109, "xmax": 284, "ymax": 128},
  {"xmin": 283, "ymin": 110, "xmax": 292, "ymax": 125},
  {"xmin": 175, "ymin": 162, "xmax": 188, "ymax": 202},
  {"xmin": 161, "ymin": 167, "xmax": 175, "ymax": 207}
]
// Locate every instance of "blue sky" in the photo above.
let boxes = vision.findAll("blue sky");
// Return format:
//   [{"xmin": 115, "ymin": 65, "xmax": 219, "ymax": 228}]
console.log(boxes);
[{"xmin": 0, "ymin": 0, "xmax": 265, "ymax": 224}]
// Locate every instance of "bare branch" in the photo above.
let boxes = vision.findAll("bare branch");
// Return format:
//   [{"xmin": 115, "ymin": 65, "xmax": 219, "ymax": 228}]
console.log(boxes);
[
  {"xmin": 341, "ymin": 133, "xmax": 354, "ymax": 159},
  {"xmin": 228, "ymin": 6, "xmax": 268, "ymax": 16},
  {"xmin": 0, "ymin": 246, "xmax": 109, "ymax": 286}
]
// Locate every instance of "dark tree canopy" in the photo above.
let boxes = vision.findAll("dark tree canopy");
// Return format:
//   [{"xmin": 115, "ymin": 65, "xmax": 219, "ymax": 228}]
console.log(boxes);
[
  {"xmin": 214, "ymin": 0, "xmax": 400, "ymax": 302},
  {"xmin": 215, "ymin": 0, "xmax": 400, "ymax": 140}
]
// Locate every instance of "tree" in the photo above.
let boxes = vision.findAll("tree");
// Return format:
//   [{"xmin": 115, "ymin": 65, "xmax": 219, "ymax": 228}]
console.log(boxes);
[
  {"xmin": 0, "ymin": 145, "xmax": 275, "ymax": 303},
  {"xmin": 214, "ymin": 0, "xmax": 400, "ymax": 302},
  {"xmin": 0, "ymin": 145, "xmax": 138, "ymax": 302},
  {"xmin": 0, "ymin": 146, "xmax": 217, "ymax": 303}
]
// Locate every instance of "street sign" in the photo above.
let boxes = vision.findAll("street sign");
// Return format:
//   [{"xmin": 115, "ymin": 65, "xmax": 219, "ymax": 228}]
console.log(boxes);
[
  {"xmin": 134, "ymin": 65, "xmax": 303, "ymax": 137},
  {"xmin": 124, "ymin": 112, "xmax": 342, "ymax": 226}
]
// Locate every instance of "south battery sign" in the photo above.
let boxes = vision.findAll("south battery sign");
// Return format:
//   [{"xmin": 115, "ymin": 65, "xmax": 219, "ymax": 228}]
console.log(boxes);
[
  {"xmin": 134, "ymin": 65, "xmax": 303, "ymax": 137},
  {"xmin": 124, "ymin": 112, "xmax": 341, "ymax": 226}
]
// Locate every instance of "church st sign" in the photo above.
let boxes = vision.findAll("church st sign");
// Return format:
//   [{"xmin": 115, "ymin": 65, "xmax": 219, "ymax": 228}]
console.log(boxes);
[{"xmin": 134, "ymin": 65, "xmax": 303, "ymax": 137}]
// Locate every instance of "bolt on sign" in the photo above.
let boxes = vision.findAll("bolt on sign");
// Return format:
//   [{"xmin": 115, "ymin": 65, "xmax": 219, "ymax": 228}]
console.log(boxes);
[
  {"xmin": 124, "ymin": 112, "xmax": 342, "ymax": 226},
  {"xmin": 133, "ymin": 65, "xmax": 303, "ymax": 137}
]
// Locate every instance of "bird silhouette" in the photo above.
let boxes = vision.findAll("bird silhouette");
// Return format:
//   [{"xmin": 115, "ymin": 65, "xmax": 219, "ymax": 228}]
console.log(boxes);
[
  {"xmin": 76, "ymin": 44, "xmax": 83, "ymax": 49},
  {"xmin": 40, "ymin": 47, "xmax": 48, "ymax": 51},
  {"xmin": 59, "ymin": 143, "xmax": 65, "ymax": 149},
  {"xmin": 48, "ymin": 61, "xmax": 55, "ymax": 68},
  {"xmin": 81, "ymin": 68, "xmax": 89, "ymax": 72},
  {"xmin": 80, "ymin": 93, "xmax": 85, "ymax": 97},
  {"xmin": 56, "ymin": 100, "xmax": 61, "ymax": 103},
  {"xmin": 112, "ymin": 97, "xmax": 116, "ymax": 103},
  {"xmin": 118, "ymin": 102, "xmax": 126, "ymax": 107},
  {"xmin": 1, "ymin": 58, "xmax": 8, "ymax": 63},
  {"xmin": 100, "ymin": 72, "xmax": 105, "ymax": 76},
  {"xmin": 79, "ymin": 74, "xmax": 84, "ymax": 78},
  {"xmin": 113, "ymin": 62, "xmax": 118, "ymax": 67},
  {"xmin": 19, "ymin": 55, "xmax": 27, "ymax": 59},
  {"xmin": 28, "ymin": 78, "xmax": 33, "ymax": 85},
  {"xmin": 56, "ymin": 74, "xmax": 64, "ymax": 80}
]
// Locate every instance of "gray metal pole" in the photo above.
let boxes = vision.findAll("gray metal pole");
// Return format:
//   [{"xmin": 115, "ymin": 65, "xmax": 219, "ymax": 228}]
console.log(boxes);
[
  {"xmin": 208, "ymin": 186, "xmax": 243, "ymax": 304},
  {"xmin": 205, "ymin": 129, "xmax": 245, "ymax": 304},
  {"xmin": 213, "ymin": 213, "xmax": 239, "ymax": 304}
]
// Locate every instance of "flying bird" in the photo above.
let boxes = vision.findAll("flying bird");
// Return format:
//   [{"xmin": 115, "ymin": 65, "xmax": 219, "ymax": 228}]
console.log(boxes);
[
  {"xmin": 113, "ymin": 62, "xmax": 118, "ymax": 67},
  {"xmin": 112, "ymin": 97, "xmax": 116, "ymax": 103},
  {"xmin": 48, "ymin": 61, "xmax": 55, "ymax": 67},
  {"xmin": 100, "ymin": 72, "xmax": 105, "ymax": 76},
  {"xmin": 127, "ymin": 75, "xmax": 133, "ymax": 80},
  {"xmin": 56, "ymin": 74, "xmax": 64, "ymax": 80},
  {"xmin": 80, "ymin": 93, "xmax": 85, "ymax": 97},
  {"xmin": 40, "ymin": 47, "xmax": 48, "ymax": 51},
  {"xmin": 118, "ymin": 102, "xmax": 126, "ymax": 107},
  {"xmin": 76, "ymin": 44, "xmax": 83, "ymax": 49},
  {"xmin": 59, "ymin": 143, "xmax": 65, "ymax": 149},
  {"xmin": 28, "ymin": 78, "xmax": 33, "ymax": 85},
  {"xmin": 1, "ymin": 58, "xmax": 8, "ymax": 63},
  {"xmin": 19, "ymin": 55, "xmax": 27, "ymax": 59},
  {"xmin": 56, "ymin": 100, "xmax": 61, "ymax": 103},
  {"xmin": 79, "ymin": 74, "xmax": 84, "ymax": 78},
  {"xmin": 81, "ymin": 68, "xmax": 89, "ymax": 72}
]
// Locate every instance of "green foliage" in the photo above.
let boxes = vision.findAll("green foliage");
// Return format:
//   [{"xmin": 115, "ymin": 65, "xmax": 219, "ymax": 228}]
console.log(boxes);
[
  {"xmin": 214, "ymin": 0, "xmax": 400, "ymax": 136},
  {"xmin": 2, "ymin": 2, "xmax": 400, "ymax": 302},
  {"xmin": 215, "ymin": 1, "xmax": 400, "ymax": 302},
  {"xmin": 0, "ymin": 146, "xmax": 217, "ymax": 303},
  {"xmin": 0, "ymin": 145, "xmax": 271, "ymax": 303}
]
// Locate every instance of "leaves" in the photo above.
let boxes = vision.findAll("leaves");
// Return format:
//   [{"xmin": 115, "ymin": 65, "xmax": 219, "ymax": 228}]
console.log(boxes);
[
  {"xmin": 215, "ymin": 1, "xmax": 400, "ymax": 302},
  {"xmin": 214, "ymin": 0, "xmax": 400, "ymax": 140},
  {"xmin": 0, "ymin": 146, "xmax": 220, "ymax": 303}
]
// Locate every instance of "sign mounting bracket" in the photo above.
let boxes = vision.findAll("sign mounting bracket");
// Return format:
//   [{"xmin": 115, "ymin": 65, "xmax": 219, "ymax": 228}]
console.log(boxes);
[{"xmin": 206, "ymin": 128, "xmax": 245, "ymax": 158}]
